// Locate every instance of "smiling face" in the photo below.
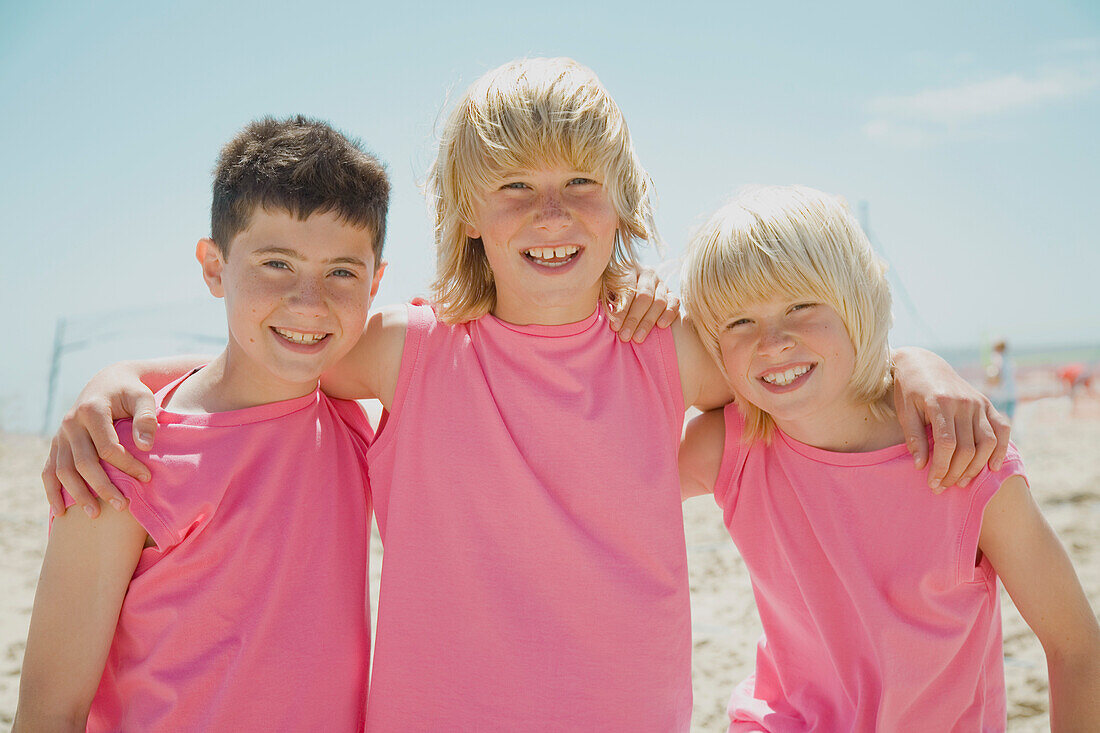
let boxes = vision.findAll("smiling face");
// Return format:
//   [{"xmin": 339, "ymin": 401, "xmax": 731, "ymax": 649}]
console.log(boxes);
[
  {"xmin": 718, "ymin": 296, "xmax": 873, "ymax": 447},
  {"xmin": 465, "ymin": 164, "xmax": 619, "ymax": 325},
  {"xmin": 200, "ymin": 208, "xmax": 383, "ymax": 406}
]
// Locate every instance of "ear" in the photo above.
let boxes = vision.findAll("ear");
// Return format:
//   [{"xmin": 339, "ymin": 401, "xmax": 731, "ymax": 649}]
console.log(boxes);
[
  {"xmin": 464, "ymin": 222, "xmax": 482, "ymax": 240},
  {"xmin": 369, "ymin": 260, "xmax": 387, "ymax": 301},
  {"xmin": 196, "ymin": 238, "xmax": 227, "ymax": 298}
]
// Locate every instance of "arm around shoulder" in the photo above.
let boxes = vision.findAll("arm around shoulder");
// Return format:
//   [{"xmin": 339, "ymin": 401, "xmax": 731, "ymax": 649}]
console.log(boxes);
[
  {"xmin": 978, "ymin": 475, "xmax": 1100, "ymax": 732},
  {"xmin": 672, "ymin": 315, "xmax": 734, "ymax": 411},
  {"xmin": 320, "ymin": 303, "xmax": 407, "ymax": 409},
  {"xmin": 15, "ymin": 508, "xmax": 148, "ymax": 732},
  {"xmin": 679, "ymin": 408, "xmax": 727, "ymax": 502},
  {"xmin": 45, "ymin": 355, "xmax": 209, "ymax": 519}
]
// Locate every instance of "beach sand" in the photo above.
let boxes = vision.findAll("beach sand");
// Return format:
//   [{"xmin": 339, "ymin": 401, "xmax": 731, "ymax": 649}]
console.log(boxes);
[{"xmin": 2, "ymin": 396, "xmax": 1098, "ymax": 730}]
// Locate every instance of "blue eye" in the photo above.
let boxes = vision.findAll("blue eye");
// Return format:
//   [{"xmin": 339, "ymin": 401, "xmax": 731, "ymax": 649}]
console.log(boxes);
[
  {"xmin": 725, "ymin": 318, "xmax": 750, "ymax": 329},
  {"xmin": 501, "ymin": 181, "xmax": 529, "ymax": 190},
  {"xmin": 263, "ymin": 260, "xmax": 291, "ymax": 270},
  {"xmin": 331, "ymin": 268, "xmax": 357, "ymax": 278},
  {"xmin": 569, "ymin": 177, "xmax": 597, "ymax": 186}
]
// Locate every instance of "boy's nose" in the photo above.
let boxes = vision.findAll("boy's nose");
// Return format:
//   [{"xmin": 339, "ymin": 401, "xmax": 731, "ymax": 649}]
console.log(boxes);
[
  {"xmin": 534, "ymin": 192, "xmax": 570, "ymax": 231},
  {"xmin": 286, "ymin": 281, "xmax": 328, "ymax": 316},
  {"xmin": 758, "ymin": 325, "xmax": 795, "ymax": 355}
]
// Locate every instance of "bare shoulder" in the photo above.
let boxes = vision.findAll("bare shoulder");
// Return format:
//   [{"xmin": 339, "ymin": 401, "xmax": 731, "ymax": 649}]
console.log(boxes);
[
  {"xmin": 679, "ymin": 408, "xmax": 727, "ymax": 500},
  {"xmin": 671, "ymin": 315, "xmax": 733, "ymax": 411},
  {"xmin": 979, "ymin": 474, "xmax": 1036, "ymax": 540},
  {"xmin": 364, "ymin": 304, "xmax": 409, "ymax": 354},
  {"xmin": 50, "ymin": 503, "xmax": 149, "ymax": 551},
  {"xmin": 321, "ymin": 304, "xmax": 408, "ymax": 407}
]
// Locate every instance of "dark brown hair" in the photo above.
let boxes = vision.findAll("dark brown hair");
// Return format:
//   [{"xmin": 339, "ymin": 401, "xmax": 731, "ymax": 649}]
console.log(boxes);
[{"xmin": 211, "ymin": 116, "xmax": 389, "ymax": 262}]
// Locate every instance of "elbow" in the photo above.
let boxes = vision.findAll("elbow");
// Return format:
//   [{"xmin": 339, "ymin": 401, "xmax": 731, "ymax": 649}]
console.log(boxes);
[
  {"xmin": 14, "ymin": 689, "xmax": 90, "ymax": 733},
  {"xmin": 1043, "ymin": 625, "xmax": 1100, "ymax": 677}
]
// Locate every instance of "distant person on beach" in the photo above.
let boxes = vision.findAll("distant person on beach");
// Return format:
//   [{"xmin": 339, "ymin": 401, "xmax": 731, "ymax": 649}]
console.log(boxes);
[
  {"xmin": 16, "ymin": 117, "xmax": 388, "ymax": 730},
  {"xmin": 1057, "ymin": 362, "xmax": 1092, "ymax": 414},
  {"xmin": 986, "ymin": 338, "xmax": 1017, "ymax": 421},
  {"xmin": 41, "ymin": 60, "xmax": 1010, "ymax": 729},
  {"xmin": 678, "ymin": 185, "xmax": 1100, "ymax": 731}
]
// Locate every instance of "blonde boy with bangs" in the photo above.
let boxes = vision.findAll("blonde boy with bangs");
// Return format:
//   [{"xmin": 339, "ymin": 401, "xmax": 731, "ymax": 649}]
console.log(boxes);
[
  {"xmin": 679, "ymin": 185, "xmax": 1100, "ymax": 731},
  {"xmin": 430, "ymin": 57, "xmax": 656, "ymax": 322},
  {"xmin": 684, "ymin": 184, "xmax": 895, "ymax": 443},
  {"xmin": 47, "ymin": 62, "xmax": 1012, "ymax": 729}
]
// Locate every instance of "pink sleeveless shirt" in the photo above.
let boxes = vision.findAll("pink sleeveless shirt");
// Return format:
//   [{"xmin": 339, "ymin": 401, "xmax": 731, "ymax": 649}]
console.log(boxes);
[
  {"xmin": 715, "ymin": 404, "xmax": 1025, "ymax": 732},
  {"xmin": 364, "ymin": 304, "xmax": 692, "ymax": 731},
  {"xmin": 75, "ymin": 376, "xmax": 373, "ymax": 731}
]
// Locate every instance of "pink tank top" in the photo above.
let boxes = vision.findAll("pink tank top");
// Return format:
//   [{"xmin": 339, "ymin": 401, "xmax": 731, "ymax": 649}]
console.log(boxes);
[
  {"xmin": 715, "ymin": 404, "xmax": 1024, "ymax": 732},
  {"xmin": 79, "ymin": 375, "xmax": 373, "ymax": 731},
  {"xmin": 364, "ymin": 303, "xmax": 691, "ymax": 731}
]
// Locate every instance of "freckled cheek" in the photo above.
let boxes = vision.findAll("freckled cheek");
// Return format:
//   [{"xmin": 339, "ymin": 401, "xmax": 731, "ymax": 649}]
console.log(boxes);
[
  {"xmin": 576, "ymin": 202, "xmax": 618, "ymax": 233},
  {"xmin": 720, "ymin": 339, "xmax": 752, "ymax": 382},
  {"xmin": 329, "ymin": 291, "xmax": 369, "ymax": 328}
]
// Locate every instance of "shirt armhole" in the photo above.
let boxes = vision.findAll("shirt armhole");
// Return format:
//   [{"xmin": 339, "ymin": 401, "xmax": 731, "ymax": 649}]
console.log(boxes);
[
  {"xmin": 89, "ymin": 466, "xmax": 179, "ymax": 552},
  {"xmin": 955, "ymin": 444, "xmax": 1028, "ymax": 584},
  {"xmin": 653, "ymin": 323, "xmax": 686, "ymax": 423},
  {"xmin": 367, "ymin": 302, "xmax": 431, "ymax": 457},
  {"xmin": 713, "ymin": 402, "xmax": 748, "ymax": 515}
]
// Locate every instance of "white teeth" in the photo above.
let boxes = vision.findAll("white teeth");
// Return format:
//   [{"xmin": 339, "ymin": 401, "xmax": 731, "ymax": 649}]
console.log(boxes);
[
  {"xmin": 525, "ymin": 245, "xmax": 579, "ymax": 262},
  {"xmin": 273, "ymin": 328, "xmax": 327, "ymax": 345},
  {"xmin": 762, "ymin": 364, "xmax": 810, "ymax": 386}
]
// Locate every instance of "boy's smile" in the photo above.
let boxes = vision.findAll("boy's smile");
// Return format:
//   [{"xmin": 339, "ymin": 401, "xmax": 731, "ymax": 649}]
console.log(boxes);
[
  {"xmin": 758, "ymin": 362, "xmax": 815, "ymax": 390},
  {"xmin": 271, "ymin": 327, "xmax": 329, "ymax": 346},
  {"xmin": 193, "ymin": 209, "xmax": 383, "ymax": 410},
  {"xmin": 465, "ymin": 164, "xmax": 618, "ymax": 325},
  {"xmin": 719, "ymin": 297, "xmax": 876, "ymax": 449}
]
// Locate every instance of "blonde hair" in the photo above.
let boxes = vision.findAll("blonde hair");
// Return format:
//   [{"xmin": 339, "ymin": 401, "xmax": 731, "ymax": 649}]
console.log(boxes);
[
  {"xmin": 682, "ymin": 184, "xmax": 894, "ymax": 442},
  {"xmin": 427, "ymin": 57, "xmax": 658, "ymax": 323}
]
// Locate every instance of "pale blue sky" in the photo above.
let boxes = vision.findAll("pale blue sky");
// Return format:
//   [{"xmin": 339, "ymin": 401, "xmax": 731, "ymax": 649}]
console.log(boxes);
[{"xmin": 2, "ymin": 0, "xmax": 1097, "ymax": 432}]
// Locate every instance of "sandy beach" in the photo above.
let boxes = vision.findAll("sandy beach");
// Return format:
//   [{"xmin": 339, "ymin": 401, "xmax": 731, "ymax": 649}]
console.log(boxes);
[{"xmin": 2, "ymin": 395, "xmax": 1098, "ymax": 730}]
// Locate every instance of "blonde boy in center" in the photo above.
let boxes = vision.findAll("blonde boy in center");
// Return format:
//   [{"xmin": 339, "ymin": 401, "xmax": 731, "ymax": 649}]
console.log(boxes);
[{"xmin": 679, "ymin": 185, "xmax": 1100, "ymax": 731}]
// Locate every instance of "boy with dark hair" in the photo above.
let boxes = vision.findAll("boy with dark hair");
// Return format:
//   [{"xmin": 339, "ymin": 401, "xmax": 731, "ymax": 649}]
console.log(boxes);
[{"xmin": 15, "ymin": 116, "xmax": 388, "ymax": 731}]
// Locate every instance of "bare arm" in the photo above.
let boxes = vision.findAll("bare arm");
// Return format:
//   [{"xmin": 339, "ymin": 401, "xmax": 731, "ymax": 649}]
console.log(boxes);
[
  {"xmin": 672, "ymin": 322, "xmax": 1011, "ymax": 489},
  {"xmin": 678, "ymin": 408, "xmax": 726, "ymax": 501},
  {"xmin": 318, "ymin": 304, "xmax": 407, "ymax": 408},
  {"xmin": 672, "ymin": 315, "xmax": 735, "ymax": 411},
  {"xmin": 14, "ymin": 508, "xmax": 148, "ymax": 732},
  {"xmin": 44, "ymin": 304, "xmax": 407, "ymax": 518},
  {"xmin": 45, "ymin": 356, "xmax": 206, "ymax": 517},
  {"xmin": 979, "ymin": 476, "xmax": 1100, "ymax": 732}
]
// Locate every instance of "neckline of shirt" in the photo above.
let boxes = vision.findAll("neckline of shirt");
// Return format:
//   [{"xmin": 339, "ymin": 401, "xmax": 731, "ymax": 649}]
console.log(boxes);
[
  {"xmin": 484, "ymin": 304, "xmax": 602, "ymax": 338},
  {"xmin": 774, "ymin": 425, "xmax": 913, "ymax": 466},
  {"xmin": 153, "ymin": 368, "xmax": 322, "ymax": 427}
]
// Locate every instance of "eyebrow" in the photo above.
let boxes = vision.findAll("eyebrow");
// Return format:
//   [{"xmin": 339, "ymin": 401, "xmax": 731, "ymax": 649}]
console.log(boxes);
[{"xmin": 253, "ymin": 246, "xmax": 368, "ymax": 267}]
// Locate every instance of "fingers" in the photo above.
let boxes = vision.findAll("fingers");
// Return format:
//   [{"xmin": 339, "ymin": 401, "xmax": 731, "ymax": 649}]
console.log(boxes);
[
  {"xmin": 985, "ymin": 403, "xmax": 1011, "ymax": 471},
  {"xmin": 609, "ymin": 267, "xmax": 678, "ymax": 341},
  {"xmin": 924, "ymin": 408, "xmax": 956, "ymax": 492},
  {"xmin": 895, "ymin": 390, "xmax": 930, "ymax": 471},
  {"xmin": 81, "ymin": 397, "xmax": 151, "ymax": 483},
  {"xmin": 957, "ymin": 408, "xmax": 999, "ymax": 488},
  {"xmin": 53, "ymin": 421, "xmax": 101, "ymax": 518},
  {"xmin": 129, "ymin": 391, "xmax": 159, "ymax": 451},
  {"xmin": 42, "ymin": 437, "xmax": 67, "ymax": 516},
  {"xmin": 936, "ymin": 412, "xmax": 977, "ymax": 491},
  {"xmin": 656, "ymin": 292, "xmax": 680, "ymax": 329},
  {"xmin": 608, "ymin": 289, "xmax": 634, "ymax": 333},
  {"xmin": 621, "ymin": 287, "xmax": 664, "ymax": 342},
  {"xmin": 56, "ymin": 405, "xmax": 134, "ymax": 517}
]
